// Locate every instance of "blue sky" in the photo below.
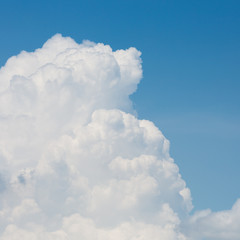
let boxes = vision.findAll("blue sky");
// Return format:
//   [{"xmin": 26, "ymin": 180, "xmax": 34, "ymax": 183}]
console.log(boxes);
[{"xmin": 1, "ymin": 0, "xmax": 239, "ymax": 212}]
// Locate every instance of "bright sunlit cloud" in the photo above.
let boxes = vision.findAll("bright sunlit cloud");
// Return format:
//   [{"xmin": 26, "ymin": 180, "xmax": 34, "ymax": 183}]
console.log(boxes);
[{"xmin": 0, "ymin": 34, "xmax": 239, "ymax": 240}]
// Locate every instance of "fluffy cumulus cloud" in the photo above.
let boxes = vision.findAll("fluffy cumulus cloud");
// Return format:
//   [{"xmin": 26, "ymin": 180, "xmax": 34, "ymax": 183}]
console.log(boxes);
[{"xmin": 0, "ymin": 34, "xmax": 239, "ymax": 240}]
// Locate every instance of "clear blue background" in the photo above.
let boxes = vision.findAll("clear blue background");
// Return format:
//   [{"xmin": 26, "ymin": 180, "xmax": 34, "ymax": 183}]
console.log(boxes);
[{"xmin": 0, "ymin": 0, "xmax": 239, "ymax": 212}]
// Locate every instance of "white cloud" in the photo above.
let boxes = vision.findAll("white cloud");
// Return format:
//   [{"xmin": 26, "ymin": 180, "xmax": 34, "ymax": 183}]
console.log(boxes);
[
  {"xmin": 184, "ymin": 199, "xmax": 240, "ymax": 239},
  {"xmin": 0, "ymin": 34, "xmax": 238, "ymax": 239}
]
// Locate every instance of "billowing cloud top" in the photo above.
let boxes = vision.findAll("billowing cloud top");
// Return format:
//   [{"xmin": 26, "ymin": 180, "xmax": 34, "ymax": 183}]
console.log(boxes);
[{"xmin": 0, "ymin": 34, "xmax": 239, "ymax": 240}]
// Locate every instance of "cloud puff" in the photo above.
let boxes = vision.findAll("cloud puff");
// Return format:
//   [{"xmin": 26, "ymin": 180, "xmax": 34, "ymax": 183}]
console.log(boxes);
[
  {"xmin": 184, "ymin": 199, "xmax": 240, "ymax": 240},
  {"xmin": 0, "ymin": 34, "xmax": 239, "ymax": 239}
]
